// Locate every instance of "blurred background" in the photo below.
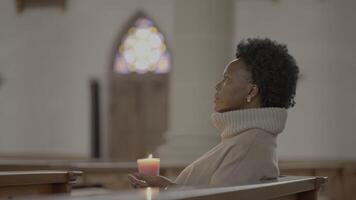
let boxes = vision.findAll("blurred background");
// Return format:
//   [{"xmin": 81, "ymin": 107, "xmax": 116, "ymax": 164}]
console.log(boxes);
[{"xmin": 0, "ymin": 0, "xmax": 355, "ymax": 199}]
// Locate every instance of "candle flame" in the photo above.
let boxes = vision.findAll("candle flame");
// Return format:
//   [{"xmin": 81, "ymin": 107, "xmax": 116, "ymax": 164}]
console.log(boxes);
[{"xmin": 148, "ymin": 154, "xmax": 153, "ymax": 159}]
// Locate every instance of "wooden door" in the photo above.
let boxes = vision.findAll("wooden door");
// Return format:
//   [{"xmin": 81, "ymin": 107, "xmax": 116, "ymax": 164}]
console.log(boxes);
[{"xmin": 110, "ymin": 74, "xmax": 168, "ymax": 161}]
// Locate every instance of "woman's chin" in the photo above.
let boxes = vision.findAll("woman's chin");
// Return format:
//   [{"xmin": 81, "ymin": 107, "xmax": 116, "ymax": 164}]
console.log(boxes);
[
  {"xmin": 213, "ymin": 105, "xmax": 218, "ymax": 112},
  {"xmin": 214, "ymin": 105, "xmax": 222, "ymax": 113}
]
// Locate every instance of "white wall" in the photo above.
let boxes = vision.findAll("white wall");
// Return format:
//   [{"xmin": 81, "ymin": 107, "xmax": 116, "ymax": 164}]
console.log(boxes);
[
  {"xmin": 0, "ymin": 0, "xmax": 174, "ymax": 157},
  {"xmin": 158, "ymin": 0, "xmax": 234, "ymax": 162},
  {"xmin": 234, "ymin": 0, "xmax": 356, "ymax": 160},
  {"xmin": 1, "ymin": 0, "xmax": 355, "ymax": 161}
]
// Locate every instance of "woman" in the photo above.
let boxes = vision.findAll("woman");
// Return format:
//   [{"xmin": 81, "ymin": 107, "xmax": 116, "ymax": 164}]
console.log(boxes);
[{"xmin": 128, "ymin": 38, "xmax": 299, "ymax": 188}]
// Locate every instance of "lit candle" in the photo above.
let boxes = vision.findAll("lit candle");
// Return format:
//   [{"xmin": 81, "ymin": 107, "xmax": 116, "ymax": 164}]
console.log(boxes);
[{"xmin": 137, "ymin": 154, "xmax": 160, "ymax": 176}]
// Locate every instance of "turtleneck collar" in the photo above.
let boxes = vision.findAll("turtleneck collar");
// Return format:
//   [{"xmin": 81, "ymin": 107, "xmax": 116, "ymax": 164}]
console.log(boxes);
[{"xmin": 211, "ymin": 107, "xmax": 287, "ymax": 139}]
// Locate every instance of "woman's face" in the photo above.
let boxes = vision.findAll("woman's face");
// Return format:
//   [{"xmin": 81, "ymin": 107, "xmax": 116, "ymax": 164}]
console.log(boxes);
[{"xmin": 214, "ymin": 59, "xmax": 253, "ymax": 113}]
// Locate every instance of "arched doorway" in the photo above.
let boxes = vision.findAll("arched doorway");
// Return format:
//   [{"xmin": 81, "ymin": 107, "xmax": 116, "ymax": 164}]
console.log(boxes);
[{"xmin": 109, "ymin": 12, "xmax": 171, "ymax": 161}]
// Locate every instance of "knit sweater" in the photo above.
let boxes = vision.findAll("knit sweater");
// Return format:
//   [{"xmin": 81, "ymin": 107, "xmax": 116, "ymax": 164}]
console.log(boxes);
[{"xmin": 174, "ymin": 107, "xmax": 287, "ymax": 186}]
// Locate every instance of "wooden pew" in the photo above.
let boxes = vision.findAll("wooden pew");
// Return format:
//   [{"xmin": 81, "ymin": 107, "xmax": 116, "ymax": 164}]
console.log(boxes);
[
  {"xmin": 1, "ymin": 159, "xmax": 354, "ymax": 199},
  {"xmin": 0, "ymin": 159, "xmax": 188, "ymax": 189},
  {"xmin": 0, "ymin": 170, "xmax": 82, "ymax": 199},
  {"xmin": 31, "ymin": 176, "xmax": 328, "ymax": 200},
  {"xmin": 279, "ymin": 161, "xmax": 356, "ymax": 200},
  {"xmin": 162, "ymin": 176, "xmax": 328, "ymax": 200}
]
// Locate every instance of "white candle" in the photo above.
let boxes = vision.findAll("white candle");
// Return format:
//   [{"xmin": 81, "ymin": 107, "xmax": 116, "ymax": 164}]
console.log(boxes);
[{"xmin": 137, "ymin": 154, "xmax": 160, "ymax": 176}]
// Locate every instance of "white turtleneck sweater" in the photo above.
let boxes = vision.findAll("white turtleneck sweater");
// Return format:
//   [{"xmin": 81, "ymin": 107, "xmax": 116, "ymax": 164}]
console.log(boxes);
[{"xmin": 174, "ymin": 108, "xmax": 287, "ymax": 186}]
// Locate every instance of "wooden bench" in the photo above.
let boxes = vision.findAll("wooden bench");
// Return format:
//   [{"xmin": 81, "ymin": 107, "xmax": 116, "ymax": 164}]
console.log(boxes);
[
  {"xmin": 31, "ymin": 176, "xmax": 328, "ymax": 200},
  {"xmin": 0, "ymin": 170, "xmax": 82, "ymax": 198},
  {"xmin": 171, "ymin": 176, "xmax": 328, "ymax": 200},
  {"xmin": 0, "ymin": 159, "xmax": 188, "ymax": 189},
  {"xmin": 280, "ymin": 161, "xmax": 356, "ymax": 200},
  {"xmin": 1, "ymin": 159, "xmax": 353, "ymax": 199}
]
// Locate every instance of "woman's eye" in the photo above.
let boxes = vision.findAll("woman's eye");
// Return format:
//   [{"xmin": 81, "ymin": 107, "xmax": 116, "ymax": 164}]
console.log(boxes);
[{"xmin": 223, "ymin": 78, "xmax": 229, "ymax": 85}]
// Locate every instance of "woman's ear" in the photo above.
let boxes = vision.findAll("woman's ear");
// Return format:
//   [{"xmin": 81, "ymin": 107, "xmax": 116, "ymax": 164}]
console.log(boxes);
[{"xmin": 246, "ymin": 84, "xmax": 259, "ymax": 102}]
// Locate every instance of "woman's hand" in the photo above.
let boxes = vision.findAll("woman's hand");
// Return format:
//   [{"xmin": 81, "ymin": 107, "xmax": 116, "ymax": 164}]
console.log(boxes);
[{"xmin": 128, "ymin": 173, "xmax": 175, "ymax": 189}]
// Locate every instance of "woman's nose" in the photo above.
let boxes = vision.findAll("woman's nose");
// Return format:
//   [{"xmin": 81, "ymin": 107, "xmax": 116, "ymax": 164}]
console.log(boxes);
[{"xmin": 215, "ymin": 81, "xmax": 222, "ymax": 91}]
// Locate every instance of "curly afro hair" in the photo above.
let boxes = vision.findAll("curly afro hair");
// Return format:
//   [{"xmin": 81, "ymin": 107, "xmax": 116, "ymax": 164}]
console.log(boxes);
[{"xmin": 236, "ymin": 38, "xmax": 299, "ymax": 108}]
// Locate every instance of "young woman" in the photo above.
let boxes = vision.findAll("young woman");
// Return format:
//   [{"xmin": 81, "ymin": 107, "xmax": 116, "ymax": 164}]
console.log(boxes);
[{"xmin": 128, "ymin": 38, "xmax": 299, "ymax": 188}]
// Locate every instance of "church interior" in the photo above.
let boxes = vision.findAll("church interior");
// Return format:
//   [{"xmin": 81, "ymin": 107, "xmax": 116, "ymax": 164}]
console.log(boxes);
[{"xmin": 0, "ymin": 0, "xmax": 355, "ymax": 199}]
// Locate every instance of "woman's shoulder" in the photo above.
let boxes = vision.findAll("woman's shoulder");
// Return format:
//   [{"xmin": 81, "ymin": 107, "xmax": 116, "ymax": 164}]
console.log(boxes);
[
  {"xmin": 224, "ymin": 129, "xmax": 277, "ymax": 160},
  {"xmin": 225, "ymin": 128, "xmax": 272, "ymax": 145}
]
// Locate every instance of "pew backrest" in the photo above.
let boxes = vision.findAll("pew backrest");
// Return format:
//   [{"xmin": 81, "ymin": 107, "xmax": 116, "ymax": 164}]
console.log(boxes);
[{"xmin": 0, "ymin": 170, "xmax": 82, "ymax": 198}]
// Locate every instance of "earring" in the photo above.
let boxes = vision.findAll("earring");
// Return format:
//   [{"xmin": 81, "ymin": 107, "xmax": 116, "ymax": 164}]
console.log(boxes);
[{"xmin": 246, "ymin": 96, "xmax": 251, "ymax": 103}]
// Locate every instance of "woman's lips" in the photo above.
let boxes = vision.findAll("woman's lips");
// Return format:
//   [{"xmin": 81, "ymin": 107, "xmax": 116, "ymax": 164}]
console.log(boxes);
[{"xmin": 214, "ymin": 94, "xmax": 219, "ymax": 102}]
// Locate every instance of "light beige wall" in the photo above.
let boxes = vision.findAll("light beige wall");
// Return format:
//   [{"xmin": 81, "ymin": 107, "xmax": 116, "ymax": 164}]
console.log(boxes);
[
  {"xmin": 0, "ymin": 0, "xmax": 174, "ymax": 157},
  {"xmin": 158, "ymin": 0, "xmax": 234, "ymax": 162},
  {"xmin": 1, "ymin": 0, "xmax": 355, "ymax": 161},
  {"xmin": 233, "ymin": 0, "xmax": 356, "ymax": 160}
]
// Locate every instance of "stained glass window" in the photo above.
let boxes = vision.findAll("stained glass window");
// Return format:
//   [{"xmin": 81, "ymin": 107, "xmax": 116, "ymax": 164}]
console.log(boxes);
[{"xmin": 114, "ymin": 17, "xmax": 171, "ymax": 74}]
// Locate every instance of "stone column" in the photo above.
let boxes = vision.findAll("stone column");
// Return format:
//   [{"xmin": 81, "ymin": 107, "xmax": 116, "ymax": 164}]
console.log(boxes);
[{"xmin": 158, "ymin": 0, "xmax": 234, "ymax": 162}]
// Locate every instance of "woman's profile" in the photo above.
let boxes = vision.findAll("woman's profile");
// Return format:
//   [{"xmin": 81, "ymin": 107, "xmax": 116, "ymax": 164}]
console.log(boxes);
[{"xmin": 128, "ymin": 38, "xmax": 299, "ymax": 188}]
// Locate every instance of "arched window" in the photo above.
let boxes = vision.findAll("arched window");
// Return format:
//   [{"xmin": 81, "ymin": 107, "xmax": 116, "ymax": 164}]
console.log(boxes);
[
  {"xmin": 109, "ymin": 13, "xmax": 170, "ymax": 161},
  {"xmin": 114, "ymin": 17, "xmax": 171, "ymax": 74}
]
